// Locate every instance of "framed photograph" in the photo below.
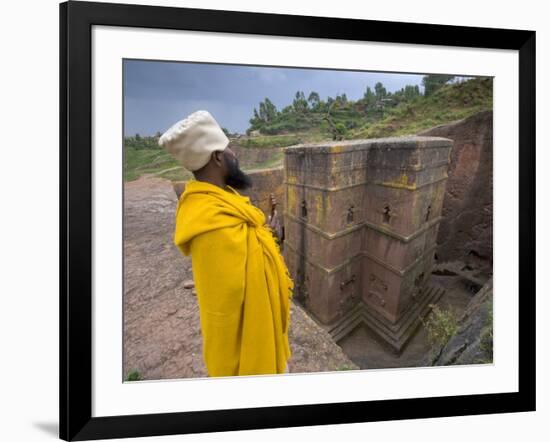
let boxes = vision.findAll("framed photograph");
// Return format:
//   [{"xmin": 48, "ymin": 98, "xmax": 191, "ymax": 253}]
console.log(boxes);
[{"xmin": 60, "ymin": 0, "xmax": 535, "ymax": 440}]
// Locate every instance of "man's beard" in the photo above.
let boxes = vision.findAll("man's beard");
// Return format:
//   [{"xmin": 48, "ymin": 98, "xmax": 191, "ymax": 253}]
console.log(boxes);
[{"xmin": 225, "ymin": 156, "xmax": 253, "ymax": 190}]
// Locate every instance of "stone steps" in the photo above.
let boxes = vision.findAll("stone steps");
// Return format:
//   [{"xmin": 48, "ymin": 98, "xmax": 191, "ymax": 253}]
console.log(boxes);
[{"xmin": 325, "ymin": 285, "xmax": 445, "ymax": 354}]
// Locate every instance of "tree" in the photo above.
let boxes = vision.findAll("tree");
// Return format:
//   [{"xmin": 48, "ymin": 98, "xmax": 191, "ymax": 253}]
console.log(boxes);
[
  {"xmin": 258, "ymin": 97, "xmax": 278, "ymax": 123},
  {"xmin": 363, "ymin": 86, "xmax": 376, "ymax": 109},
  {"xmin": 333, "ymin": 93, "xmax": 348, "ymax": 109},
  {"xmin": 253, "ymin": 107, "xmax": 260, "ymax": 120},
  {"xmin": 259, "ymin": 102, "xmax": 266, "ymax": 121},
  {"xmin": 248, "ymin": 98, "xmax": 279, "ymax": 133},
  {"xmin": 374, "ymin": 82, "xmax": 387, "ymax": 100},
  {"xmin": 293, "ymin": 91, "xmax": 308, "ymax": 113},
  {"xmin": 281, "ymin": 105, "xmax": 293, "ymax": 114},
  {"xmin": 422, "ymin": 75, "xmax": 455, "ymax": 96},
  {"xmin": 396, "ymin": 84, "xmax": 421, "ymax": 101},
  {"xmin": 307, "ymin": 91, "xmax": 320, "ymax": 110},
  {"xmin": 248, "ymin": 107, "xmax": 260, "ymax": 127}
]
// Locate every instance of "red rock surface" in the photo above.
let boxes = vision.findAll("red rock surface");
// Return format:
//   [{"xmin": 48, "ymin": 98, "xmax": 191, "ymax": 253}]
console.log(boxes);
[{"xmin": 419, "ymin": 111, "xmax": 493, "ymax": 271}]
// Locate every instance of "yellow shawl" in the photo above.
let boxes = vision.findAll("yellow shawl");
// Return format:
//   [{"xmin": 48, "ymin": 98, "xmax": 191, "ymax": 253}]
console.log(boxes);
[{"xmin": 173, "ymin": 179, "xmax": 294, "ymax": 376}]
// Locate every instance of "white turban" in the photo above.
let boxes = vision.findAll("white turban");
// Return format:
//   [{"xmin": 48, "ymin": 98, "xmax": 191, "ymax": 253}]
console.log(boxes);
[{"xmin": 158, "ymin": 110, "xmax": 230, "ymax": 172}]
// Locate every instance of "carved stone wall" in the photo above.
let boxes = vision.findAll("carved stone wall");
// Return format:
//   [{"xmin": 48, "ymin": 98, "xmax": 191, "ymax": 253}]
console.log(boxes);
[{"xmin": 283, "ymin": 137, "xmax": 452, "ymax": 352}]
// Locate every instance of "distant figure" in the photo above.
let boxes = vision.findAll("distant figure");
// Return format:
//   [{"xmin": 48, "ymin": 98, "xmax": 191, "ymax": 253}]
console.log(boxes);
[
  {"xmin": 159, "ymin": 110, "xmax": 293, "ymax": 376},
  {"xmin": 268, "ymin": 193, "xmax": 284, "ymax": 249}
]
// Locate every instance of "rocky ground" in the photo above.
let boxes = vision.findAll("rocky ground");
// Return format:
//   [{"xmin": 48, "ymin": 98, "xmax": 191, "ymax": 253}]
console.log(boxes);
[
  {"xmin": 428, "ymin": 278, "xmax": 493, "ymax": 366},
  {"xmin": 123, "ymin": 176, "xmax": 357, "ymax": 381}
]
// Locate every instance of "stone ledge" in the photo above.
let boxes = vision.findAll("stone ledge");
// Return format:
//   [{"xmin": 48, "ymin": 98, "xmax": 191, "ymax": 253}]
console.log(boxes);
[
  {"xmin": 284, "ymin": 240, "xmax": 437, "ymax": 277},
  {"xmin": 284, "ymin": 136, "xmax": 453, "ymax": 154},
  {"xmin": 284, "ymin": 210, "xmax": 442, "ymax": 243}
]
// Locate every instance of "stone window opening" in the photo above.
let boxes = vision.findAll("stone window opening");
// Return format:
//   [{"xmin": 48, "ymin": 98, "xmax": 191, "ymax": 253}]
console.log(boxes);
[
  {"xmin": 301, "ymin": 200, "xmax": 308, "ymax": 218},
  {"xmin": 347, "ymin": 204, "xmax": 355, "ymax": 224},
  {"xmin": 340, "ymin": 274, "xmax": 356, "ymax": 291},
  {"xmin": 426, "ymin": 204, "xmax": 432, "ymax": 222},
  {"xmin": 383, "ymin": 205, "xmax": 392, "ymax": 223}
]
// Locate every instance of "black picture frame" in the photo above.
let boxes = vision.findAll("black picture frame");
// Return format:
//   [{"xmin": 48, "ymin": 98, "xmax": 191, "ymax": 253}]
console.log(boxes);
[{"xmin": 59, "ymin": 1, "xmax": 536, "ymax": 440}]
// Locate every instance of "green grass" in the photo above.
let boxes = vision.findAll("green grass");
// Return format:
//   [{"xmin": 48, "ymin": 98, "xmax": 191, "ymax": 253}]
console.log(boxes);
[
  {"xmin": 234, "ymin": 127, "xmax": 338, "ymax": 149},
  {"xmin": 476, "ymin": 296, "xmax": 494, "ymax": 364},
  {"xmin": 124, "ymin": 146, "xmax": 192, "ymax": 182},
  {"xmin": 421, "ymin": 304, "xmax": 459, "ymax": 349},
  {"xmin": 125, "ymin": 369, "xmax": 142, "ymax": 381},
  {"xmin": 235, "ymin": 131, "xmax": 329, "ymax": 148},
  {"xmin": 245, "ymin": 150, "xmax": 285, "ymax": 171},
  {"xmin": 236, "ymin": 133, "xmax": 304, "ymax": 148},
  {"xmin": 335, "ymin": 364, "xmax": 356, "ymax": 371}
]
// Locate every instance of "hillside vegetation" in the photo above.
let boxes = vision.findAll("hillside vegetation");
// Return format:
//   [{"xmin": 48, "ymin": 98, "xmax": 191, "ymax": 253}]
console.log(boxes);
[
  {"xmin": 124, "ymin": 76, "xmax": 492, "ymax": 182},
  {"xmin": 234, "ymin": 77, "xmax": 491, "ymax": 147},
  {"xmin": 350, "ymin": 77, "xmax": 492, "ymax": 139}
]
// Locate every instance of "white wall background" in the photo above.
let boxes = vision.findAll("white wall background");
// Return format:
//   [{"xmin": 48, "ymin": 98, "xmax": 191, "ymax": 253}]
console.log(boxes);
[{"xmin": 0, "ymin": 0, "xmax": 547, "ymax": 441}]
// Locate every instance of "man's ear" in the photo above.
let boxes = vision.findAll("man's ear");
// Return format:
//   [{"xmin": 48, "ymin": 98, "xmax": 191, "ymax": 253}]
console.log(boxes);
[{"xmin": 212, "ymin": 150, "xmax": 223, "ymax": 167}]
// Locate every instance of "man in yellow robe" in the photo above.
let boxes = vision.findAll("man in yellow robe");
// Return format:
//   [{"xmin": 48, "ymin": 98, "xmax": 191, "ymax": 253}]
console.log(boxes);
[{"xmin": 159, "ymin": 110, "xmax": 294, "ymax": 377}]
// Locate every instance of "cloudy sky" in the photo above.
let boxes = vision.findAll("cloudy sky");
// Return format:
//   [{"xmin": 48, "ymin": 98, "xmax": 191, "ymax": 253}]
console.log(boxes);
[{"xmin": 124, "ymin": 59, "xmax": 427, "ymax": 136}]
